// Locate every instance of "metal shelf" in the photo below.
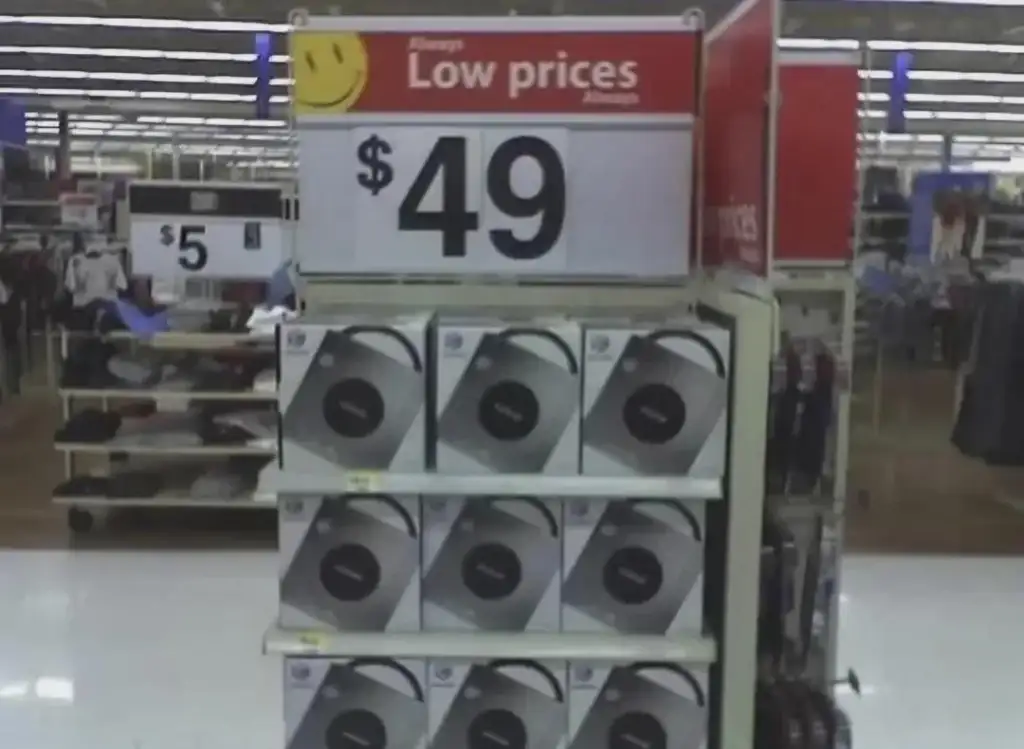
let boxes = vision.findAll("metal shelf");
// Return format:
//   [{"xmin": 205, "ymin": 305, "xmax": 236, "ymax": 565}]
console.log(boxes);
[
  {"xmin": 263, "ymin": 626, "xmax": 718, "ymax": 663},
  {"xmin": 59, "ymin": 388, "xmax": 277, "ymax": 401},
  {"xmin": 267, "ymin": 471, "xmax": 723, "ymax": 500},
  {"xmin": 54, "ymin": 442, "xmax": 276, "ymax": 457},
  {"xmin": 269, "ymin": 273, "xmax": 773, "ymax": 749},
  {"xmin": 62, "ymin": 329, "xmax": 274, "ymax": 350},
  {"xmin": 53, "ymin": 494, "xmax": 277, "ymax": 509}
]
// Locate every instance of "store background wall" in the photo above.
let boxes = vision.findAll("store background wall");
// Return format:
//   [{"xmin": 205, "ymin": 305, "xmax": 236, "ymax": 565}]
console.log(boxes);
[{"xmin": 3, "ymin": 1, "xmax": 1024, "ymax": 554}]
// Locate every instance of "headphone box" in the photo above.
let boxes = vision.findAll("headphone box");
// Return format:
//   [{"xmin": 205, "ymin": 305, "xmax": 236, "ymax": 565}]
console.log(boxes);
[
  {"xmin": 562, "ymin": 497, "xmax": 705, "ymax": 634},
  {"xmin": 568, "ymin": 662, "xmax": 708, "ymax": 749},
  {"xmin": 434, "ymin": 316, "xmax": 582, "ymax": 475},
  {"xmin": 278, "ymin": 313, "xmax": 431, "ymax": 479},
  {"xmin": 427, "ymin": 659, "xmax": 568, "ymax": 749},
  {"xmin": 278, "ymin": 493, "xmax": 421, "ymax": 633},
  {"xmin": 422, "ymin": 495, "xmax": 562, "ymax": 632},
  {"xmin": 284, "ymin": 656, "xmax": 428, "ymax": 749},
  {"xmin": 581, "ymin": 322, "xmax": 730, "ymax": 478}
]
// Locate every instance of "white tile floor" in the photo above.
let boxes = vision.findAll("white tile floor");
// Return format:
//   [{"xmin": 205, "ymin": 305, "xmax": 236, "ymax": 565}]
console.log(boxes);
[{"xmin": 0, "ymin": 551, "xmax": 1020, "ymax": 749}]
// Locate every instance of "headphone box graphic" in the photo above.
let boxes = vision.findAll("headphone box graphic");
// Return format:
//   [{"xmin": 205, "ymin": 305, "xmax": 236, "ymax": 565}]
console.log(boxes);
[
  {"xmin": 278, "ymin": 493, "xmax": 421, "ymax": 633},
  {"xmin": 562, "ymin": 497, "xmax": 705, "ymax": 634},
  {"xmin": 422, "ymin": 495, "xmax": 562, "ymax": 632},
  {"xmin": 582, "ymin": 322, "xmax": 730, "ymax": 478},
  {"xmin": 278, "ymin": 313, "xmax": 431, "ymax": 478},
  {"xmin": 284, "ymin": 656, "xmax": 428, "ymax": 749},
  {"xmin": 427, "ymin": 659, "xmax": 568, "ymax": 749},
  {"xmin": 568, "ymin": 662, "xmax": 708, "ymax": 749},
  {"xmin": 435, "ymin": 316, "xmax": 582, "ymax": 476}
]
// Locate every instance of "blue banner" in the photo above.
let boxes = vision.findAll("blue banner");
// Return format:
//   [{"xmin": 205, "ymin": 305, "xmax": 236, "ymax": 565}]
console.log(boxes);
[
  {"xmin": 887, "ymin": 51, "xmax": 912, "ymax": 134},
  {"xmin": 0, "ymin": 98, "xmax": 26, "ymax": 147},
  {"xmin": 254, "ymin": 32, "xmax": 272, "ymax": 120},
  {"xmin": 909, "ymin": 171, "xmax": 992, "ymax": 262}
]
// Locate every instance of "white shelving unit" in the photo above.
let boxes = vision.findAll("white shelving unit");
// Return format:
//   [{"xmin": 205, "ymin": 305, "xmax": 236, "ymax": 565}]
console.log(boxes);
[
  {"xmin": 265, "ymin": 276, "xmax": 775, "ymax": 749},
  {"xmin": 54, "ymin": 327, "xmax": 279, "ymax": 532}
]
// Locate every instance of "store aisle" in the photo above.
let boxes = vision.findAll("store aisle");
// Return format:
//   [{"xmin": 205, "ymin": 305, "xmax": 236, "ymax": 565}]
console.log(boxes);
[
  {"xmin": 0, "ymin": 550, "xmax": 280, "ymax": 749},
  {"xmin": 0, "ymin": 550, "xmax": 1019, "ymax": 749},
  {"xmin": 835, "ymin": 555, "xmax": 1024, "ymax": 749}
]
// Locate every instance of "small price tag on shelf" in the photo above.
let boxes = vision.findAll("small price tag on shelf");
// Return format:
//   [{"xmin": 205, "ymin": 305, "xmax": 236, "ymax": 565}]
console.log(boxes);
[
  {"xmin": 344, "ymin": 471, "xmax": 381, "ymax": 493},
  {"xmin": 128, "ymin": 180, "xmax": 286, "ymax": 279},
  {"xmin": 297, "ymin": 631, "xmax": 327, "ymax": 653},
  {"xmin": 292, "ymin": 15, "xmax": 699, "ymax": 278}
]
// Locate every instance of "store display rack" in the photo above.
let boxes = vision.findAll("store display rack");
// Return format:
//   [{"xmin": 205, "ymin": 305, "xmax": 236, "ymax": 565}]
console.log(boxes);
[
  {"xmin": 769, "ymin": 266, "xmax": 855, "ymax": 689},
  {"xmin": 264, "ymin": 276, "xmax": 775, "ymax": 749},
  {"xmin": 53, "ymin": 327, "xmax": 279, "ymax": 533}
]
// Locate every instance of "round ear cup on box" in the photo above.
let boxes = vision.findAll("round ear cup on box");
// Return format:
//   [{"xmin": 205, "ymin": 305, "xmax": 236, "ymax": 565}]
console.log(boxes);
[
  {"xmin": 603, "ymin": 546, "xmax": 663, "ymax": 605},
  {"xmin": 322, "ymin": 378, "xmax": 385, "ymax": 438},
  {"xmin": 478, "ymin": 380, "xmax": 540, "ymax": 441},
  {"xmin": 622, "ymin": 382, "xmax": 686, "ymax": 444},
  {"xmin": 608, "ymin": 711, "xmax": 667, "ymax": 749},
  {"xmin": 468, "ymin": 708, "xmax": 527, "ymax": 749},
  {"xmin": 462, "ymin": 542, "xmax": 523, "ymax": 600},
  {"xmin": 319, "ymin": 544, "xmax": 381, "ymax": 601},
  {"xmin": 326, "ymin": 708, "xmax": 387, "ymax": 749}
]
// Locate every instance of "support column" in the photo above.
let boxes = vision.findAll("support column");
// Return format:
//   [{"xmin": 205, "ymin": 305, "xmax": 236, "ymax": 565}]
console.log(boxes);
[
  {"xmin": 171, "ymin": 143, "xmax": 181, "ymax": 180},
  {"xmin": 940, "ymin": 133, "xmax": 954, "ymax": 172},
  {"xmin": 56, "ymin": 110, "xmax": 71, "ymax": 179}
]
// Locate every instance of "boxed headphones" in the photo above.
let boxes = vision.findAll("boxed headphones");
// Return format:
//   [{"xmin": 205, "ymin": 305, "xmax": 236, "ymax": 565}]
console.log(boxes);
[
  {"xmin": 278, "ymin": 313, "xmax": 431, "ymax": 477},
  {"xmin": 435, "ymin": 316, "xmax": 582, "ymax": 475},
  {"xmin": 562, "ymin": 497, "xmax": 705, "ymax": 634},
  {"xmin": 428, "ymin": 659, "xmax": 568, "ymax": 749},
  {"xmin": 278, "ymin": 493, "xmax": 421, "ymax": 632},
  {"xmin": 568, "ymin": 662, "xmax": 708, "ymax": 749},
  {"xmin": 422, "ymin": 495, "xmax": 562, "ymax": 632},
  {"xmin": 582, "ymin": 322, "xmax": 730, "ymax": 477},
  {"xmin": 285, "ymin": 656, "xmax": 428, "ymax": 749}
]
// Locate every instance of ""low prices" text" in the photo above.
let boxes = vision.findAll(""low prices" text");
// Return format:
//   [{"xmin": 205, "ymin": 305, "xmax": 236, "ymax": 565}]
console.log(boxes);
[{"xmin": 407, "ymin": 37, "xmax": 639, "ymax": 105}]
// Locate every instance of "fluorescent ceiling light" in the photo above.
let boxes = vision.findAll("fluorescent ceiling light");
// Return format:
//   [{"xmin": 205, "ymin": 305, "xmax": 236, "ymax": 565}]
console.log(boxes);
[
  {"xmin": 780, "ymin": 38, "xmax": 1024, "ymax": 55},
  {"xmin": 0, "ymin": 86, "xmax": 288, "ymax": 103},
  {"xmin": 24, "ymin": 111, "xmax": 287, "ymax": 128},
  {"xmin": 859, "ymin": 133, "xmax": 944, "ymax": 142},
  {"xmin": 861, "ymin": 92, "xmax": 1024, "ymax": 106},
  {"xmin": 0, "ymin": 38, "xmax": 1018, "ymax": 71},
  {"xmin": 0, "ymin": 15, "xmax": 288, "ymax": 33},
  {"xmin": 863, "ymin": 69, "xmax": 1024, "ymax": 84},
  {"xmin": 137, "ymin": 116, "xmax": 286, "ymax": 128},
  {"xmin": 860, "ymin": 108, "xmax": 1024, "ymax": 122},
  {"xmin": 0, "ymin": 69, "xmax": 289, "ymax": 86},
  {"xmin": 26, "ymin": 123, "xmax": 289, "ymax": 140},
  {"xmin": 0, "ymin": 45, "xmax": 289, "ymax": 64},
  {"xmin": 27, "ymin": 138, "xmax": 295, "ymax": 159}
]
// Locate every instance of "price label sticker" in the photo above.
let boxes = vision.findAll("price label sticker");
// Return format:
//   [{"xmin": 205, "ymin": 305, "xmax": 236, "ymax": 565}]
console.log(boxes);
[
  {"xmin": 344, "ymin": 471, "xmax": 381, "ymax": 493},
  {"xmin": 297, "ymin": 631, "xmax": 326, "ymax": 653},
  {"xmin": 128, "ymin": 181, "xmax": 286, "ymax": 279},
  {"xmin": 292, "ymin": 16, "xmax": 699, "ymax": 278}
]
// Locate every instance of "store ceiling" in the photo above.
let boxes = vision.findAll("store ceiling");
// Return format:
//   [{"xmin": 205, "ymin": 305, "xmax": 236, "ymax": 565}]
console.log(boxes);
[{"xmin": 4, "ymin": 1, "xmax": 1024, "ymax": 170}]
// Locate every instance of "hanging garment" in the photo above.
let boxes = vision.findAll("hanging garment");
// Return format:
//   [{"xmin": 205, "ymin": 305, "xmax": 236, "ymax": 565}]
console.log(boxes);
[
  {"xmin": 952, "ymin": 280, "xmax": 1024, "ymax": 464},
  {"xmin": 64, "ymin": 251, "xmax": 127, "ymax": 308}
]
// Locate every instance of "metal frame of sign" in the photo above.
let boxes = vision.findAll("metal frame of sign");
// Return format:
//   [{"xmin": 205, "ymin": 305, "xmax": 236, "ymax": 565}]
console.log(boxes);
[{"xmin": 288, "ymin": 12, "xmax": 703, "ymax": 283}]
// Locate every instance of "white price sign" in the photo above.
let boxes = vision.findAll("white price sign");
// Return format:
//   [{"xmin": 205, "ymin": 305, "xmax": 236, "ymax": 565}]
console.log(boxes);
[
  {"xmin": 128, "ymin": 180, "xmax": 285, "ymax": 279},
  {"xmin": 59, "ymin": 192, "xmax": 100, "ymax": 229},
  {"xmin": 292, "ymin": 15, "xmax": 700, "ymax": 278}
]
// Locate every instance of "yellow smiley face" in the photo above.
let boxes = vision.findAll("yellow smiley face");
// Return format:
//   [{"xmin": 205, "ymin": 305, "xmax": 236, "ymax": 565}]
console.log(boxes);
[{"xmin": 291, "ymin": 31, "xmax": 368, "ymax": 114}]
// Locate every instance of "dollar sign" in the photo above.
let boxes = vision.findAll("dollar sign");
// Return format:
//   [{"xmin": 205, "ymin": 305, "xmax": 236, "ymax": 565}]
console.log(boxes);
[
  {"xmin": 356, "ymin": 134, "xmax": 394, "ymax": 196},
  {"xmin": 159, "ymin": 224, "xmax": 174, "ymax": 246}
]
